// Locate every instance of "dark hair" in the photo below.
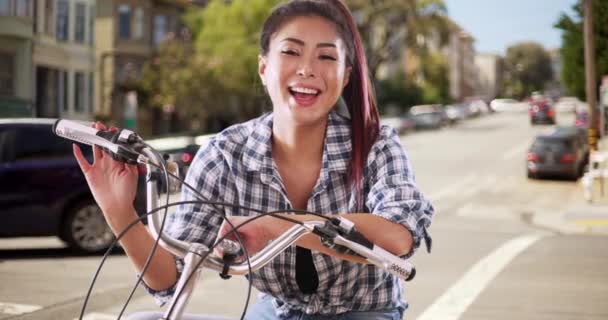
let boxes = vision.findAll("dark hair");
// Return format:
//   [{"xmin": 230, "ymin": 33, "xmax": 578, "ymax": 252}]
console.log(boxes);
[{"xmin": 260, "ymin": 0, "xmax": 380, "ymax": 210}]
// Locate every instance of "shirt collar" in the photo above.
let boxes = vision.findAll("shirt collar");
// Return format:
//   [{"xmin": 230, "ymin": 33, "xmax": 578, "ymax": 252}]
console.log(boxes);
[{"xmin": 242, "ymin": 111, "xmax": 352, "ymax": 175}]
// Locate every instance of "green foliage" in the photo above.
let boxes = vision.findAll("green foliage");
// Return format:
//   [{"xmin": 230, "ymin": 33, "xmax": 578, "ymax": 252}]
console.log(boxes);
[
  {"xmin": 346, "ymin": 0, "xmax": 449, "ymax": 80},
  {"xmin": 420, "ymin": 52, "xmax": 450, "ymax": 104},
  {"xmin": 139, "ymin": 0, "xmax": 280, "ymax": 133},
  {"xmin": 554, "ymin": 0, "xmax": 608, "ymax": 100},
  {"xmin": 500, "ymin": 42, "xmax": 553, "ymax": 99},
  {"xmin": 375, "ymin": 72, "xmax": 424, "ymax": 113}
]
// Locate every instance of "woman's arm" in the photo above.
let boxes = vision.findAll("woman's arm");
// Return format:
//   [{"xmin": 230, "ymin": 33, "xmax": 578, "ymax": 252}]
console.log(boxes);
[{"xmin": 219, "ymin": 213, "xmax": 412, "ymax": 264}]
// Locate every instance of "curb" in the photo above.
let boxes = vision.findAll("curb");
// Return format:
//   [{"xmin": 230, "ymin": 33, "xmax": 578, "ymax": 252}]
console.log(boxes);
[{"xmin": 531, "ymin": 206, "xmax": 608, "ymax": 236}]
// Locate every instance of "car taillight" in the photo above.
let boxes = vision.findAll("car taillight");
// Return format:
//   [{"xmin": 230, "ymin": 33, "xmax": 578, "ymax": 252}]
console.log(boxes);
[
  {"xmin": 560, "ymin": 153, "xmax": 577, "ymax": 163},
  {"xmin": 548, "ymin": 108, "xmax": 554, "ymax": 117},
  {"xmin": 527, "ymin": 152, "xmax": 539, "ymax": 162},
  {"xmin": 181, "ymin": 152, "xmax": 194, "ymax": 164}
]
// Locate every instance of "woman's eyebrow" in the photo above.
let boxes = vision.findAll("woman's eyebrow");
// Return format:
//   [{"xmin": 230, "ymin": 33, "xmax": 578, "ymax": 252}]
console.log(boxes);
[{"xmin": 281, "ymin": 37, "xmax": 337, "ymax": 49}]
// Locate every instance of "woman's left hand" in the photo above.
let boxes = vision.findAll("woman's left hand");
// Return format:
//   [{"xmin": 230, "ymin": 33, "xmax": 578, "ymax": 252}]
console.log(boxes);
[{"xmin": 215, "ymin": 216, "xmax": 274, "ymax": 258}]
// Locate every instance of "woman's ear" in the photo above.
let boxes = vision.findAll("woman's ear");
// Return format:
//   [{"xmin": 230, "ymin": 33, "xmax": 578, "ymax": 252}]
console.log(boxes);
[
  {"xmin": 342, "ymin": 66, "xmax": 352, "ymax": 89},
  {"xmin": 258, "ymin": 55, "xmax": 267, "ymax": 86}
]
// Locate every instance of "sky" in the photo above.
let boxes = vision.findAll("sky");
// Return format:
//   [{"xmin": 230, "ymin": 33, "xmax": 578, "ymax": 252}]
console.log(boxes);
[{"xmin": 444, "ymin": 0, "xmax": 579, "ymax": 55}]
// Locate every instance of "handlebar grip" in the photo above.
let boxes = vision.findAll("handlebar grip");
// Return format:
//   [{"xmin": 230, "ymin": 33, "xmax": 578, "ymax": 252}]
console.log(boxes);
[{"xmin": 370, "ymin": 245, "xmax": 416, "ymax": 281}]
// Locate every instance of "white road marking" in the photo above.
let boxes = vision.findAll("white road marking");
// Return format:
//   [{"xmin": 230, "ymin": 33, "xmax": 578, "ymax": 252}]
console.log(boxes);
[
  {"xmin": 416, "ymin": 234, "xmax": 544, "ymax": 320},
  {"xmin": 75, "ymin": 312, "xmax": 117, "ymax": 320},
  {"xmin": 501, "ymin": 142, "xmax": 530, "ymax": 161},
  {"xmin": 0, "ymin": 302, "xmax": 42, "ymax": 315},
  {"xmin": 429, "ymin": 174, "xmax": 478, "ymax": 202}
]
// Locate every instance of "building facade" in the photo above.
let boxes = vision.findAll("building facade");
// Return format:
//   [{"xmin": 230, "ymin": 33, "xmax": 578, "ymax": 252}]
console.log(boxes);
[
  {"xmin": 33, "ymin": 0, "xmax": 96, "ymax": 120},
  {"xmin": 445, "ymin": 24, "xmax": 476, "ymax": 102},
  {"xmin": 95, "ymin": 0, "xmax": 199, "ymax": 135},
  {"xmin": 474, "ymin": 53, "xmax": 502, "ymax": 101},
  {"xmin": 0, "ymin": 0, "xmax": 34, "ymax": 117}
]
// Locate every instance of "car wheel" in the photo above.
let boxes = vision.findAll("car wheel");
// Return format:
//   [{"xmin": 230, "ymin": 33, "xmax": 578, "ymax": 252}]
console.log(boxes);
[
  {"xmin": 527, "ymin": 171, "xmax": 535, "ymax": 179},
  {"xmin": 61, "ymin": 200, "xmax": 115, "ymax": 254}
]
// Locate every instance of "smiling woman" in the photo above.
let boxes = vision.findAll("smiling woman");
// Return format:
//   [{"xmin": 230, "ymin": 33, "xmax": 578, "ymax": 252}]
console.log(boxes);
[{"xmin": 73, "ymin": 1, "xmax": 434, "ymax": 320}]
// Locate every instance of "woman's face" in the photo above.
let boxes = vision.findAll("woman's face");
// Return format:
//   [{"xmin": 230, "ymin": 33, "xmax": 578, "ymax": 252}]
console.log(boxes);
[{"xmin": 259, "ymin": 15, "xmax": 351, "ymax": 126}]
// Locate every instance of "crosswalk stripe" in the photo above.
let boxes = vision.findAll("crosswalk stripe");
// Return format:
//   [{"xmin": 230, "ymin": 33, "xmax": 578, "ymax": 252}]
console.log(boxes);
[
  {"xmin": 75, "ymin": 312, "xmax": 117, "ymax": 320},
  {"xmin": 0, "ymin": 302, "xmax": 42, "ymax": 315},
  {"xmin": 416, "ymin": 234, "xmax": 544, "ymax": 320},
  {"xmin": 429, "ymin": 174, "xmax": 478, "ymax": 202}
]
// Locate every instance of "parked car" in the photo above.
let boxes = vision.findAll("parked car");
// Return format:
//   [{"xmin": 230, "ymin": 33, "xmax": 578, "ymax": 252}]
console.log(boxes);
[
  {"xmin": 380, "ymin": 116, "xmax": 415, "ymax": 135},
  {"xmin": 554, "ymin": 96, "xmax": 581, "ymax": 113},
  {"xmin": 529, "ymin": 99, "xmax": 555, "ymax": 125},
  {"xmin": 146, "ymin": 134, "xmax": 212, "ymax": 178},
  {"xmin": 409, "ymin": 104, "xmax": 447, "ymax": 130},
  {"xmin": 445, "ymin": 104, "xmax": 468, "ymax": 124},
  {"xmin": 527, "ymin": 129, "xmax": 588, "ymax": 180},
  {"xmin": 0, "ymin": 119, "xmax": 147, "ymax": 253},
  {"xmin": 490, "ymin": 98, "xmax": 529, "ymax": 113}
]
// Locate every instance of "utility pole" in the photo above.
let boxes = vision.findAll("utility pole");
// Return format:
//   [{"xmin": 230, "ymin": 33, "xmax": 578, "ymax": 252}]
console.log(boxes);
[{"xmin": 584, "ymin": 0, "xmax": 598, "ymax": 151}]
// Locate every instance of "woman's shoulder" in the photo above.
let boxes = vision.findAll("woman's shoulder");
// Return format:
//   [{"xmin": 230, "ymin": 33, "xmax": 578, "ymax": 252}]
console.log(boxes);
[{"xmin": 199, "ymin": 113, "xmax": 272, "ymax": 161}]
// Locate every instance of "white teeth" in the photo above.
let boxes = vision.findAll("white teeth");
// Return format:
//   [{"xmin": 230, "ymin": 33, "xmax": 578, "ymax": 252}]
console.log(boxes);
[{"xmin": 291, "ymin": 87, "xmax": 319, "ymax": 95}]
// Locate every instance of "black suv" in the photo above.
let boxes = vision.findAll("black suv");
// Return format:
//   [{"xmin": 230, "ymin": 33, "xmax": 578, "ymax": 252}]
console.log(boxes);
[
  {"xmin": 0, "ymin": 119, "xmax": 146, "ymax": 253},
  {"xmin": 526, "ymin": 127, "xmax": 589, "ymax": 180}
]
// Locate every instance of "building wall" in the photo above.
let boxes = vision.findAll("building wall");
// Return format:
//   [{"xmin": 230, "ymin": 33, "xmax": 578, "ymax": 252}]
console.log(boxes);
[
  {"xmin": 475, "ymin": 53, "xmax": 502, "ymax": 100},
  {"xmin": 33, "ymin": 0, "xmax": 96, "ymax": 120},
  {"xmin": 96, "ymin": 0, "xmax": 194, "ymax": 132},
  {"xmin": 0, "ymin": 2, "xmax": 35, "ymax": 116}
]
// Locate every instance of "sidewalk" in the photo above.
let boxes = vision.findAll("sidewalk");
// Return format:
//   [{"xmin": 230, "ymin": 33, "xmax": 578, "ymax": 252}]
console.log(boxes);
[{"xmin": 532, "ymin": 137, "xmax": 608, "ymax": 235}]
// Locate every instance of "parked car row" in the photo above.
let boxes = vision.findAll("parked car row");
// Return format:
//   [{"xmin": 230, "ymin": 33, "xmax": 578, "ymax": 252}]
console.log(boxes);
[{"xmin": 381, "ymin": 99, "xmax": 497, "ymax": 134}]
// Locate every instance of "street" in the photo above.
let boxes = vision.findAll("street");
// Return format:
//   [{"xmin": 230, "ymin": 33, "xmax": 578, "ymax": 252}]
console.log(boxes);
[{"xmin": 1, "ymin": 111, "xmax": 607, "ymax": 320}]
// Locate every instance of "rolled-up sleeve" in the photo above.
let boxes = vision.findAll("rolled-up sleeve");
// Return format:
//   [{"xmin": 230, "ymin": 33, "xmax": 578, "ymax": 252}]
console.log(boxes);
[
  {"xmin": 365, "ymin": 126, "xmax": 434, "ymax": 258},
  {"xmin": 141, "ymin": 141, "xmax": 227, "ymax": 306}
]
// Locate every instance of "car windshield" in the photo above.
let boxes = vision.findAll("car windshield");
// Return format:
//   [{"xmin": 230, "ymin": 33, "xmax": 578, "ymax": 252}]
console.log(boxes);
[{"xmin": 532, "ymin": 138, "xmax": 573, "ymax": 152}]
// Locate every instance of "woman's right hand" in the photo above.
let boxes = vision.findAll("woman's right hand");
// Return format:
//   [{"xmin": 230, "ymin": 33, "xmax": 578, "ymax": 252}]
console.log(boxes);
[{"xmin": 73, "ymin": 122, "xmax": 140, "ymax": 230}]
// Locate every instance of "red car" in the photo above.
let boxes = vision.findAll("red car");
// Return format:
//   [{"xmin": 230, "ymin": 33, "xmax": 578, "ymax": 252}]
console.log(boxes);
[{"xmin": 529, "ymin": 100, "xmax": 555, "ymax": 125}]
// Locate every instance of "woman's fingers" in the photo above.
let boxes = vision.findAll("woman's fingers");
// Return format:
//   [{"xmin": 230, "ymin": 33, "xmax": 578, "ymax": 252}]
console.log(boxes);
[
  {"xmin": 92, "ymin": 145, "xmax": 104, "ymax": 163},
  {"xmin": 73, "ymin": 144, "xmax": 92, "ymax": 173}
]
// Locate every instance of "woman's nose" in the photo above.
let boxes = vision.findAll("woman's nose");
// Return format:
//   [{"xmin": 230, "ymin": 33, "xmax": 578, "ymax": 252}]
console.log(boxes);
[{"xmin": 297, "ymin": 62, "xmax": 315, "ymax": 78}]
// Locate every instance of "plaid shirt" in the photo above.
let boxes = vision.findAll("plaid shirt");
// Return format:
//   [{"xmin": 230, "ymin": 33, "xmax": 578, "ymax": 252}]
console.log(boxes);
[{"xmin": 146, "ymin": 111, "xmax": 434, "ymax": 316}]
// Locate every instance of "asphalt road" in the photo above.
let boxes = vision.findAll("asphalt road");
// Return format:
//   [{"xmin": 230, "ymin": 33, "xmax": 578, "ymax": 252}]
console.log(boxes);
[{"xmin": 1, "ymin": 110, "xmax": 606, "ymax": 320}]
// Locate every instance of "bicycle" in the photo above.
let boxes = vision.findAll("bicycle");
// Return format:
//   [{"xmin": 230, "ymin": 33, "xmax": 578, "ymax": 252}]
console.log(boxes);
[{"xmin": 53, "ymin": 119, "xmax": 416, "ymax": 320}]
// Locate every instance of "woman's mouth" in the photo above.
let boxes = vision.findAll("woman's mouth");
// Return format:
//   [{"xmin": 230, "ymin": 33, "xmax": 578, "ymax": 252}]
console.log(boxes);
[{"xmin": 288, "ymin": 86, "xmax": 321, "ymax": 107}]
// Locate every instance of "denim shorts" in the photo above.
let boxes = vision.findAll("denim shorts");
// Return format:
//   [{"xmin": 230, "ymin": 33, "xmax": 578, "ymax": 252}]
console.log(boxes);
[{"xmin": 244, "ymin": 295, "xmax": 403, "ymax": 320}]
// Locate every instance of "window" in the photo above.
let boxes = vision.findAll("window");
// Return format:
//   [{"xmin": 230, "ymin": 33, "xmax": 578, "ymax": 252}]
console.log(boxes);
[
  {"xmin": 0, "ymin": 52, "xmax": 14, "ymax": 96},
  {"xmin": 153, "ymin": 14, "xmax": 167, "ymax": 45},
  {"xmin": 14, "ymin": 126, "xmax": 75, "ymax": 161},
  {"xmin": 45, "ymin": 0, "xmax": 54, "ymax": 35},
  {"xmin": 118, "ymin": 4, "xmax": 130, "ymax": 39},
  {"xmin": 89, "ymin": 5, "xmax": 95, "ymax": 45},
  {"xmin": 57, "ymin": 71, "xmax": 68, "ymax": 112},
  {"xmin": 56, "ymin": 0, "xmax": 69, "ymax": 41},
  {"xmin": 75, "ymin": 3, "xmax": 86, "ymax": 43},
  {"xmin": 134, "ymin": 7, "xmax": 144, "ymax": 39},
  {"xmin": 74, "ymin": 72, "xmax": 85, "ymax": 112},
  {"xmin": 0, "ymin": 0, "xmax": 10, "ymax": 15},
  {"xmin": 15, "ymin": 0, "xmax": 28, "ymax": 17}
]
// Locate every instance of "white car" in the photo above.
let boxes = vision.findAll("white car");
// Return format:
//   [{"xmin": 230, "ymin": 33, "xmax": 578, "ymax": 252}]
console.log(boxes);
[
  {"xmin": 554, "ymin": 96, "xmax": 581, "ymax": 113},
  {"xmin": 490, "ymin": 98, "xmax": 528, "ymax": 112}
]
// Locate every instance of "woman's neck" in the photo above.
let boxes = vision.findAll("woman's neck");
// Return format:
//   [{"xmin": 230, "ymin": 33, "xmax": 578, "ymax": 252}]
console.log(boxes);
[{"xmin": 271, "ymin": 118, "xmax": 327, "ymax": 165}]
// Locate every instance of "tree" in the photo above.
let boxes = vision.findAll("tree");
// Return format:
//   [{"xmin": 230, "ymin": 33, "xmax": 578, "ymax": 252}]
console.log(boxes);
[
  {"xmin": 555, "ymin": 0, "xmax": 608, "ymax": 100},
  {"xmin": 346, "ymin": 0, "xmax": 449, "ymax": 81},
  {"xmin": 139, "ymin": 0, "xmax": 281, "ymax": 134},
  {"xmin": 500, "ymin": 42, "xmax": 553, "ymax": 99}
]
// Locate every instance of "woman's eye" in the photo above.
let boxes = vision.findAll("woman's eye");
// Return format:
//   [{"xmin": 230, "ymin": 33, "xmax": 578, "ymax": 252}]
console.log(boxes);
[
  {"xmin": 281, "ymin": 50, "xmax": 298, "ymax": 56},
  {"xmin": 320, "ymin": 55, "xmax": 337, "ymax": 61}
]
